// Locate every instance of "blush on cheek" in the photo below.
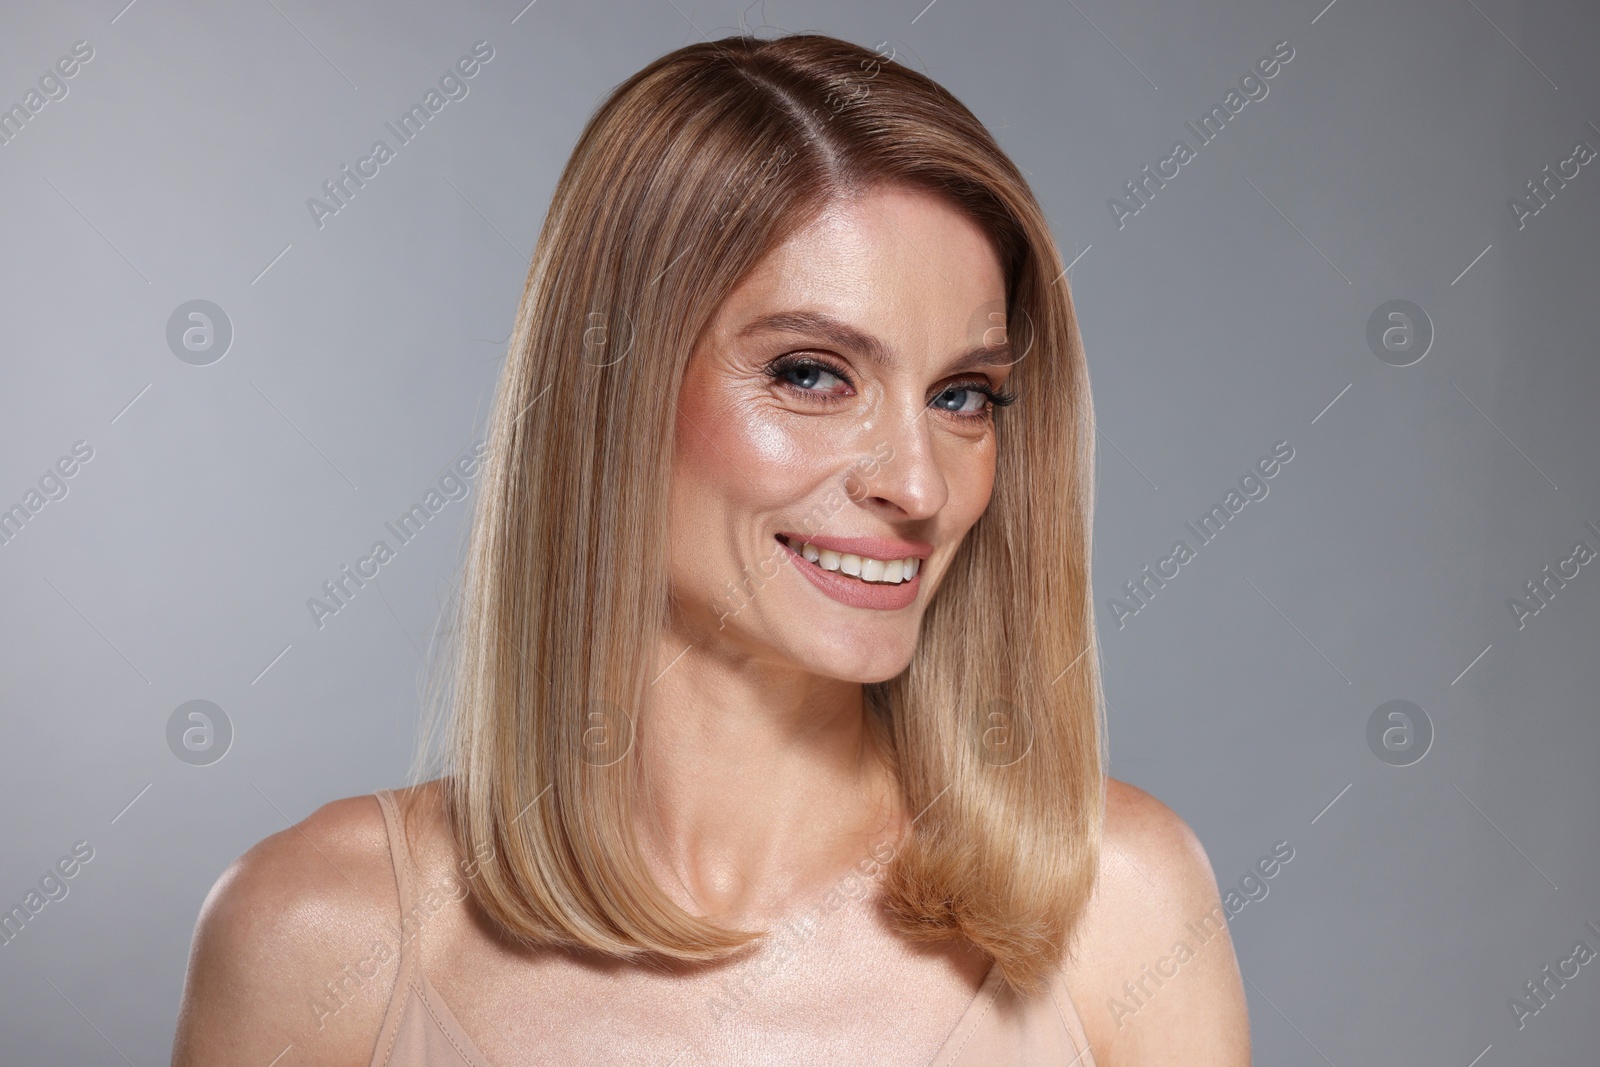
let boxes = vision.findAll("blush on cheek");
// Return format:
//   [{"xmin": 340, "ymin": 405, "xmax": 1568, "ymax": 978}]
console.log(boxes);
[
  {"xmin": 680, "ymin": 395, "xmax": 815, "ymax": 498},
  {"xmin": 741, "ymin": 414, "xmax": 801, "ymax": 465}
]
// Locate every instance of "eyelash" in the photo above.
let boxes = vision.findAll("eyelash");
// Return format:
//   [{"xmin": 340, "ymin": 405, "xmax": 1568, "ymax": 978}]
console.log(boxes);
[{"xmin": 765, "ymin": 355, "xmax": 1018, "ymax": 420}]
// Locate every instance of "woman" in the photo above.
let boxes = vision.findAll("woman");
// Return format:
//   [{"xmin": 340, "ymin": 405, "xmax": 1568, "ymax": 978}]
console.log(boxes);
[{"xmin": 173, "ymin": 32, "xmax": 1249, "ymax": 1066}]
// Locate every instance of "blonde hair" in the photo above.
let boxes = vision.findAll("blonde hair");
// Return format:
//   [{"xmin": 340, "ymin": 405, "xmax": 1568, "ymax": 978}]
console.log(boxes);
[{"xmin": 408, "ymin": 31, "xmax": 1105, "ymax": 997}]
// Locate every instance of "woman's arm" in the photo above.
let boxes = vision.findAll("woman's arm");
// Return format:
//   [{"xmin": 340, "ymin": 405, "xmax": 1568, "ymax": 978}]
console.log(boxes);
[{"xmin": 171, "ymin": 796, "xmax": 398, "ymax": 1067}]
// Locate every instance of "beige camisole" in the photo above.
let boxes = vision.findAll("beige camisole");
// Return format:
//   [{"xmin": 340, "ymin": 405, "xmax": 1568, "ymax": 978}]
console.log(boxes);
[{"xmin": 368, "ymin": 789, "xmax": 1097, "ymax": 1066}]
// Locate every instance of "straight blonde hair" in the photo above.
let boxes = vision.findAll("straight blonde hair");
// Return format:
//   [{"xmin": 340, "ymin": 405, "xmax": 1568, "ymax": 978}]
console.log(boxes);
[{"xmin": 408, "ymin": 31, "xmax": 1105, "ymax": 998}]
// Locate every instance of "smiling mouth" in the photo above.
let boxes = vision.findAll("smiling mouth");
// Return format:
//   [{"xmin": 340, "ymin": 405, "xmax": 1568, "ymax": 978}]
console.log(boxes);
[{"xmin": 775, "ymin": 534, "xmax": 921, "ymax": 585}]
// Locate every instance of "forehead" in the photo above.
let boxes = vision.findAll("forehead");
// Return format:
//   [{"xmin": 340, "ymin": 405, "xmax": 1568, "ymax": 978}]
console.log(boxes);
[{"xmin": 711, "ymin": 185, "xmax": 1007, "ymax": 343}]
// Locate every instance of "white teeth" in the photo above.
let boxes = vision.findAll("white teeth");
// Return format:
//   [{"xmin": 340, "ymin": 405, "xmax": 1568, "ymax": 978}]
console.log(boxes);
[{"xmin": 779, "ymin": 536, "xmax": 920, "ymax": 585}]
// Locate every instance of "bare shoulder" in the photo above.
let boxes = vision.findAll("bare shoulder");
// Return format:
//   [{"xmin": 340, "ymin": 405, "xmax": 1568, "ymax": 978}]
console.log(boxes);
[
  {"xmin": 1061, "ymin": 778, "xmax": 1251, "ymax": 1066},
  {"xmin": 1100, "ymin": 777, "xmax": 1219, "ymax": 897},
  {"xmin": 171, "ymin": 786, "xmax": 428, "ymax": 1067}
]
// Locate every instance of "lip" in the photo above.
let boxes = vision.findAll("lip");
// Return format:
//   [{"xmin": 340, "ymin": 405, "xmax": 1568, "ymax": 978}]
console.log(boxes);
[
  {"xmin": 774, "ymin": 534, "xmax": 923, "ymax": 611},
  {"xmin": 774, "ymin": 531, "xmax": 934, "ymax": 562}
]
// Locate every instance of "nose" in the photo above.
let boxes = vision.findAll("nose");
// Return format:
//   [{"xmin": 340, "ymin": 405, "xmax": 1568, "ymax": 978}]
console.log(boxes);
[{"xmin": 843, "ymin": 403, "xmax": 949, "ymax": 521}]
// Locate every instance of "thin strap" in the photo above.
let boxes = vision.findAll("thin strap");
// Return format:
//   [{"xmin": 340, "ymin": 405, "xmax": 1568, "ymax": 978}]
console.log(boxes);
[
  {"xmin": 374, "ymin": 789, "xmax": 416, "ymax": 911},
  {"xmin": 1048, "ymin": 966, "xmax": 1098, "ymax": 1067},
  {"xmin": 368, "ymin": 789, "xmax": 421, "ymax": 1067},
  {"xmin": 927, "ymin": 962, "xmax": 1003, "ymax": 1067}
]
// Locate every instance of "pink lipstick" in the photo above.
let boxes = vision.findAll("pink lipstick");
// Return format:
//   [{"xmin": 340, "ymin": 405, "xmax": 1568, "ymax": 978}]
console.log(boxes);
[{"xmin": 773, "ymin": 533, "xmax": 925, "ymax": 611}]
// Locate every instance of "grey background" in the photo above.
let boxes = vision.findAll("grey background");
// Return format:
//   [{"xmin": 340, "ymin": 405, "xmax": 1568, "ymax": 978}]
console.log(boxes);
[{"xmin": 1, "ymin": 0, "xmax": 1596, "ymax": 1062}]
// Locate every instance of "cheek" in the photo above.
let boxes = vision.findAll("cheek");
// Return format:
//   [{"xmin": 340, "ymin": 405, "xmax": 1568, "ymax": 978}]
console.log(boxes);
[
  {"xmin": 673, "ymin": 387, "xmax": 833, "ymax": 512},
  {"xmin": 948, "ymin": 435, "xmax": 997, "ymax": 521}
]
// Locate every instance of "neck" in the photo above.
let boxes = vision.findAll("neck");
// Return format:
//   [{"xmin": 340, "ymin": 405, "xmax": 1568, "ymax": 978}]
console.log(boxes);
[{"xmin": 635, "ymin": 636, "xmax": 904, "ymax": 925}]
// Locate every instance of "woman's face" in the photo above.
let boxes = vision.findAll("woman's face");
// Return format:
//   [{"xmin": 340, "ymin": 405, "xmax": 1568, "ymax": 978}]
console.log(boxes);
[{"xmin": 668, "ymin": 183, "xmax": 1014, "ymax": 683}]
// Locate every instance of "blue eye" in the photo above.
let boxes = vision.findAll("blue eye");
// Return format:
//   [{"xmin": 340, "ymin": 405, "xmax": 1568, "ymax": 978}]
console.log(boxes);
[
  {"xmin": 934, "ymin": 380, "xmax": 1018, "ymax": 419},
  {"xmin": 775, "ymin": 358, "xmax": 849, "ymax": 394},
  {"xmin": 934, "ymin": 385, "xmax": 988, "ymax": 415},
  {"xmin": 764, "ymin": 355, "xmax": 1017, "ymax": 420}
]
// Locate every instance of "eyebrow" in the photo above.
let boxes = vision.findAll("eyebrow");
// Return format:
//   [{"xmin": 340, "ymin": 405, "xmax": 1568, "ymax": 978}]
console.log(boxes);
[{"xmin": 735, "ymin": 309, "xmax": 1014, "ymax": 373}]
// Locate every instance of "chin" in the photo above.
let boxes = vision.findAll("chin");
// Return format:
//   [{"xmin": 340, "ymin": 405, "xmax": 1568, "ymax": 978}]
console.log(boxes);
[{"xmin": 785, "ymin": 627, "xmax": 917, "ymax": 685}]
